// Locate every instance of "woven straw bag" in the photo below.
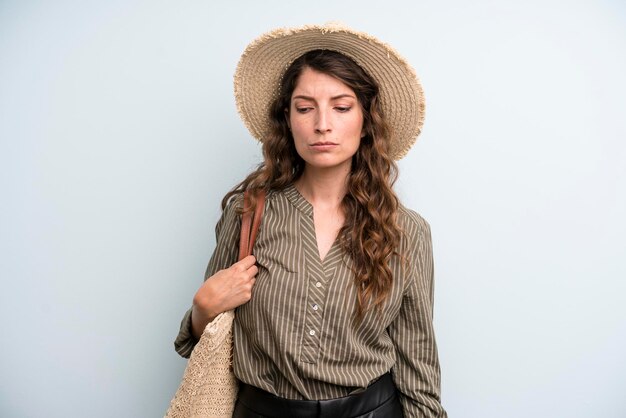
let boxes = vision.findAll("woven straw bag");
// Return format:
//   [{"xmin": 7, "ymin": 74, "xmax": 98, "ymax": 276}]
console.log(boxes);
[{"xmin": 165, "ymin": 191, "xmax": 265, "ymax": 418}]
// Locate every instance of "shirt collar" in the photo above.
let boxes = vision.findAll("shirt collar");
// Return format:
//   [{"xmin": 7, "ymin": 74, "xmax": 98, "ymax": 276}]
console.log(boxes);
[{"xmin": 284, "ymin": 183, "xmax": 313, "ymax": 217}]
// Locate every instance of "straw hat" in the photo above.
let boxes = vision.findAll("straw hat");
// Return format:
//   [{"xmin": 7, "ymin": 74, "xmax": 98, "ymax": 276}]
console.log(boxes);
[{"xmin": 233, "ymin": 22, "xmax": 425, "ymax": 160}]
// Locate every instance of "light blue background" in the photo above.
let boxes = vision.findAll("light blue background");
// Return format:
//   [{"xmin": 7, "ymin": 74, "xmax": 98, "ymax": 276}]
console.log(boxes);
[{"xmin": 1, "ymin": 1, "xmax": 625, "ymax": 417}]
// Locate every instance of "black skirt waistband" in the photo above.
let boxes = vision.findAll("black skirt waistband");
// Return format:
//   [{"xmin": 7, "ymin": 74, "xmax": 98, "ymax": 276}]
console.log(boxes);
[{"xmin": 235, "ymin": 373, "xmax": 399, "ymax": 418}]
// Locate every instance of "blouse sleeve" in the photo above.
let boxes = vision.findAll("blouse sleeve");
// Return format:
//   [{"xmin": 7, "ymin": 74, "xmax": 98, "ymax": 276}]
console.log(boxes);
[
  {"xmin": 387, "ymin": 210, "xmax": 447, "ymax": 417},
  {"xmin": 173, "ymin": 195, "xmax": 242, "ymax": 358}
]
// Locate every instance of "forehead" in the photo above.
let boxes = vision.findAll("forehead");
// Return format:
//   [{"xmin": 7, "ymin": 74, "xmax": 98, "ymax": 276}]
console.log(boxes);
[{"xmin": 292, "ymin": 68, "xmax": 356, "ymax": 96}]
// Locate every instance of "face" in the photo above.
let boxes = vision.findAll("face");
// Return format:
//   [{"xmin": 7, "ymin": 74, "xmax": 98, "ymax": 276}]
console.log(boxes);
[{"xmin": 288, "ymin": 68, "xmax": 364, "ymax": 173}]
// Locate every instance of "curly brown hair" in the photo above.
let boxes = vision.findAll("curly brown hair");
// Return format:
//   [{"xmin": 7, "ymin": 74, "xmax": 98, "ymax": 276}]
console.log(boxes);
[{"xmin": 223, "ymin": 49, "xmax": 403, "ymax": 321}]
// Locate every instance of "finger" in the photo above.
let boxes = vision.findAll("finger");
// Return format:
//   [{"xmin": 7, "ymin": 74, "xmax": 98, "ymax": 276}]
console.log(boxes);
[
  {"xmin": 235, "ymin": 255, "xmax": 256, "ymax": 270},
  {"xmin": 247, "ymin": 265, "xmax": 259, "ymax": 277}
]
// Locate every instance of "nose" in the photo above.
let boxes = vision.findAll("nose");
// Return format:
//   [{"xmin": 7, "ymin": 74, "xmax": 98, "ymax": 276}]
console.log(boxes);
[{"xmin": 314, "ymin": 108, "xmax": 331, "ymax": 134}]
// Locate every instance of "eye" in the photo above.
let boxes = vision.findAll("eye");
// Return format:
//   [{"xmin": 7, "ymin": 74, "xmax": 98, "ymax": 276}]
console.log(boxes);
[
  {"xmin": 296, "ymin": 107, "xmax": 312, "ymax": 114},
  {"xmin": 335, "ymin": 106, "xmax": 351, "ymax": 113}
]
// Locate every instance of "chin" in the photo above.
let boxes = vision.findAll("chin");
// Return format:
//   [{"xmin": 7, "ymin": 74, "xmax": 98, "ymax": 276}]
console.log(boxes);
[{"xmin": 303, "ymin": 157, "xmax": 352, "ymax": 171}]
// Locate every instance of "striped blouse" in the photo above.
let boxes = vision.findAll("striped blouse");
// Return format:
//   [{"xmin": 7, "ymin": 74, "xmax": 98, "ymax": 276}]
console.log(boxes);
[{"xmin": 174, "ymin": 184, "xmax": 446, "ymax": 417}]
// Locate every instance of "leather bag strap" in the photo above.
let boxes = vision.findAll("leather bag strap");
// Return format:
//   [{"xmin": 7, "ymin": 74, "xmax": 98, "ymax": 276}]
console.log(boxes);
[{"xmin": 238, "ymin": 190, "xmax": 266, "ymax": 261}]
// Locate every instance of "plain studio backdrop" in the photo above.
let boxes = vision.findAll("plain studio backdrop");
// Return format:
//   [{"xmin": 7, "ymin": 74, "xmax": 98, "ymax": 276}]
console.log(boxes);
[{"xmin": 1, "ymin": 1, "xmax": 625, "ymax": 417}]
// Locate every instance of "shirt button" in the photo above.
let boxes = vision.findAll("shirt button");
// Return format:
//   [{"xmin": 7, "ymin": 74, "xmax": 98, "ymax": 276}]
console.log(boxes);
[
  {"xmin": 315, "ymin": 282, "xmax": 322, "ymax": 288},
  {"xmin": 312, "ymin": 304, "xmax": 319, "ymax": 311},
  {"xmin": 309, "ymin": 330, "xmax": 316, "ymax": 336}
]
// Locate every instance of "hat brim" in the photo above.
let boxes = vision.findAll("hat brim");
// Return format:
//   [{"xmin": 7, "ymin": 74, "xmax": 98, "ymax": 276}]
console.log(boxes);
[{"xmin": 234, "ymin": 24, "xmax": 425, "ymax": 160}]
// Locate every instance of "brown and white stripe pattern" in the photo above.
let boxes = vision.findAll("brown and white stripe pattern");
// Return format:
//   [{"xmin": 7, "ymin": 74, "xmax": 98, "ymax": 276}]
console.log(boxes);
[{"xmin": 175, "ymin": 184, "xmax": 446, "ymax": 417}]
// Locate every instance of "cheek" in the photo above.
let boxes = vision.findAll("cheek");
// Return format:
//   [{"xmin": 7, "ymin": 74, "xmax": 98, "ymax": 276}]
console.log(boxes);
[
  {"xmin": 289, "ymin": 122, "xmax": 308, "ymax": 156},
  {"xmin": 351, "ymin": 115, "xmax": 365, "ymax": 141},
  {"xmin": 289, "ymin": 116, "xmax": 310, "ymax": 141}
]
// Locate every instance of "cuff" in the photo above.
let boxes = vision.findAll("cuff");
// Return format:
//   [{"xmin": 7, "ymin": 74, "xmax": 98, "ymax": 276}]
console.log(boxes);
[{"xmin": 173, "ymin": 307, "xmax": 198, "ymax": 359}]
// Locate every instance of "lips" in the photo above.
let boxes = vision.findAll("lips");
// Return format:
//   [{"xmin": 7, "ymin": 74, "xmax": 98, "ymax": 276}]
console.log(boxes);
[{"xmin": 310, "ymin": 142, "xmax": 338, "ymax": 151}]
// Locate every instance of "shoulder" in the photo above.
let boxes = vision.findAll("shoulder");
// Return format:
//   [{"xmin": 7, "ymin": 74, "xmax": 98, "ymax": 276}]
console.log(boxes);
[
  {"xmin": 223, "ymin": 192, "xmax": 244, "ymax": 211},
  {"xmin": 221, "ymin": 187, "xmax": 285, "ymax": 222},
  {"xmin": 396, "ymin": 203, "xmax": 433, "ymax": 260},
  {"xmin": 214, "ymin": 192, "xmax": 243, "ymax": 234},
  {"xmin": 397, "ymin": 203, "xmax": 431, "ymax": 242},
  {"xmin": 221, "ymin": 192, "xmax": 244, "ymax": 218}
]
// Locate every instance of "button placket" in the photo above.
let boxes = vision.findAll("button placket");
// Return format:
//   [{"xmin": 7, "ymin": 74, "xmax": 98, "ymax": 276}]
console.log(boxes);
[
  {"xmin": 297, "ymin": 202, "xmax": 332, "ymax": 364},
  {"xmin": 300, "ymin": 270, "xmax": 326, "ymax": 363}
]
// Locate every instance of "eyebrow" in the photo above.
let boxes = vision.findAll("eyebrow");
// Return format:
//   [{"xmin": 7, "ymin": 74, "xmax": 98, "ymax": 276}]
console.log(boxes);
[{"xmin": 292, "ymin": 94, "xmax": 356, "ymax": 101}]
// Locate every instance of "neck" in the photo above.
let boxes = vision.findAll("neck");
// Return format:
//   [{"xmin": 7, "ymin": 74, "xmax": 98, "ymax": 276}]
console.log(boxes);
[{"xmin": 295, "ymin": 164, "xmax": 350, "ymax": 208}]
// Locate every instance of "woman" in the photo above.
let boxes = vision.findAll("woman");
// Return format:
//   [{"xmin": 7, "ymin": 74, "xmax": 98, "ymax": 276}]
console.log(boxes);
[{"xmin": 174, "ymin": 24, "xmax": 446, "ymax": 417}]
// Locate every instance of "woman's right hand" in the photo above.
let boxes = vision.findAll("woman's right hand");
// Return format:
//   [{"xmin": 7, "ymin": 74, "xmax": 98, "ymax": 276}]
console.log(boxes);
[{"xmin": 190, "ymin": 255, "xmax": 258, "ymax": 340}]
